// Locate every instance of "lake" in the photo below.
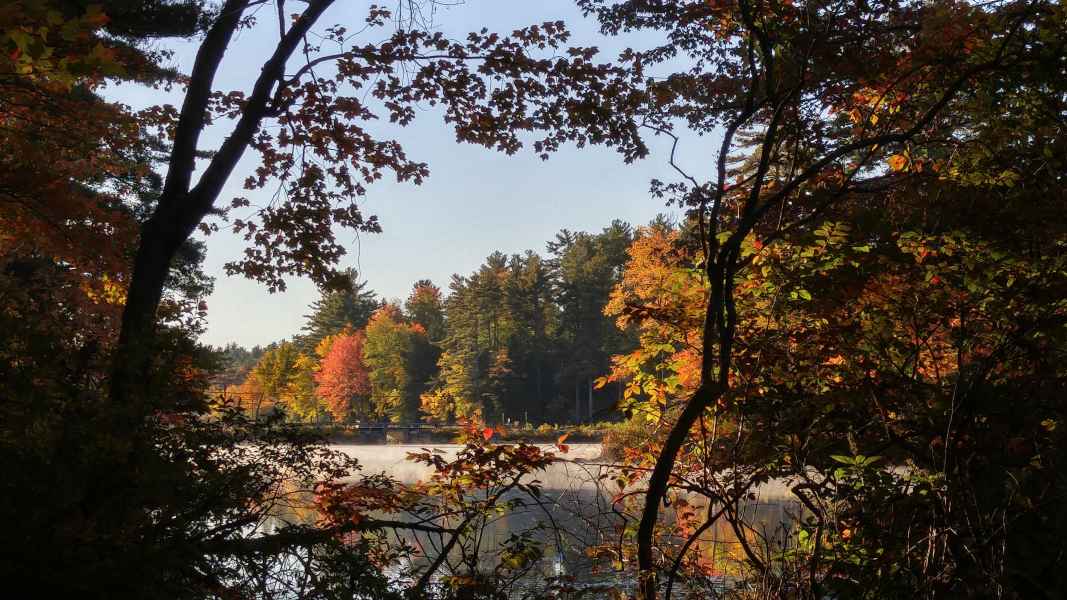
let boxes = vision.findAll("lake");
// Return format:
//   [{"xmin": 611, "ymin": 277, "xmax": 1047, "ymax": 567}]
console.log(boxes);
[{"xmin": 314, "ymin": 444, "xmax": 801, "ymax": 597}]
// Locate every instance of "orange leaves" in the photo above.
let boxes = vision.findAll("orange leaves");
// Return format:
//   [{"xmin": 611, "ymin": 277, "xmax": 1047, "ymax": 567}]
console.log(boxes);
[
  {"xmin": 314, "ymin": 477, "xmax": 414, "ymax": 530},
  {"xmin": 603, "ymin": 225, "xmax": 706, "ymax": 420},
  {"xmin": 887, "ymin": 154, "xmax": 908, "ymax": 172},
  {"xmin": 556, "ymin": 432, "xmax": 570, "ymax": 454},
  {"xmin": 482, "ymin": 426, "xmax": 494, "ymax": 441},
  {"xmin": 315, "ymin": 331, "xmax": 371, "ymax": 421},
  {"xmin": 824, "ymin": 355, "xmax": 846, "ymax": 366}
]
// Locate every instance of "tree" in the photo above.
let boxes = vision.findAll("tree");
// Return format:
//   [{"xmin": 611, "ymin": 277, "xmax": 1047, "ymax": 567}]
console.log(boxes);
[
  {"xmin": 299, "ymin": 269, "xmax": 379, "ymax": 353},
  {"xmin": 549, "ymin": 221, "xmax": 634, "ymax": 422},
  {"xmin": 363, "ymin": 303, "xmax": 430, "ymax": 423},
  {"xmin": 315, "ymin": 330, "xmax": 371, "ymax": 422},
  {"xmin": 578, "ymin": 0, "xmax": 1065, "ymax": 596},
  {"xmin": 421, "ymin": 349, "xmax": 482, "ymax": 423},
  {"xmin": 404, "ymin": 279, "xmax": 446, "ymax": 342},
  {"xmin": 111, "ymin": 0, "xmax": 647, "ymax": 405},
  {"xmin": 285, "ymin": 353, "xmax": 323, "ymax": 422},
  {"xmin": 0, "ymin": 0, "xmax": 210, "ymax": 353},
  {"xmin": 481, "ymin": 348, "xmax": 518, "ymax": 421},
  {"xmin": 600, "ymin": 223, "xmax": 705, "ymax": 424},
  {"xmin": 250, "ymin": 342, "xmax": 298, "ymax": 400},
  {"xmin": 502, "ymin": 251, "xmax": 557, "ymax": 420},
  {"xmin": 211, "ymin": 342, "xmax": 266, "ymax": 390}
]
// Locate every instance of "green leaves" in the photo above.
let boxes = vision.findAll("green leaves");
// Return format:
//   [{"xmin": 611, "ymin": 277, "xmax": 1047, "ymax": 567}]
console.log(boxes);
[{"xmin": 830, "ymin": 454, "xmax": 881, "ymax": 467}]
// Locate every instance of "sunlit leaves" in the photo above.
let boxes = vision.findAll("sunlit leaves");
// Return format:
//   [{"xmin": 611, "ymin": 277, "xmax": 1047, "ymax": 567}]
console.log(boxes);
[
  {"xmin": 315, "ymin": 330, "xmax": 371, "ymax": 421},
  {"xmin": 887, "ymin": 154, "xmax": 908, "ymax": 172}
]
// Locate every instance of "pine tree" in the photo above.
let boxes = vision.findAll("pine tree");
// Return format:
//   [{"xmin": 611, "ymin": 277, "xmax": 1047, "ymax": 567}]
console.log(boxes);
[
  {"xmin": 404, "ymin": 280, "xmax": 446, "ymax": 342},
  {"xmin": 548, "ymin": 222, "xmax": 634, "ymax": 422},
  {"xmin": 299, "ymin": 269, "xmax": 379, "ymax": 353}
]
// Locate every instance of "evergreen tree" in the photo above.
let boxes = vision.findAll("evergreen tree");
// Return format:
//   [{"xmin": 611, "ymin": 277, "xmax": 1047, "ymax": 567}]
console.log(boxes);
[
  {"xmin": 299, "ymin": 269, "xmax": 379, "ymax": 353},
  {"xmin": 404, "ymin": 280, "xmax": 446, "ymax": 342},
  {"xmin": 502, "ymin": 251, "xmax": 558, "ymax": 422},
  {"xmin": 549, "ymin": 221, "xmax": 634, "ymax": 422}
]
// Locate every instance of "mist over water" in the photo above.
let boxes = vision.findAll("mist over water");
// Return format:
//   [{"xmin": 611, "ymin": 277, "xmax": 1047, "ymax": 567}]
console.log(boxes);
[
  {"xmin": 314, "ymin": 444, "xmax": 802, "ymax": 597},
  {"xmin": 334, "ymin": 443, "xmax": 607, "ymax": 489}
]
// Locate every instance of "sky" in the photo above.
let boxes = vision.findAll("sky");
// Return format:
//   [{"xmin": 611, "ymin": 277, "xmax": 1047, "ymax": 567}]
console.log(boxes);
[{"xmin": 109, "ymin": 1, "xmax": 716, "ymax": 348}]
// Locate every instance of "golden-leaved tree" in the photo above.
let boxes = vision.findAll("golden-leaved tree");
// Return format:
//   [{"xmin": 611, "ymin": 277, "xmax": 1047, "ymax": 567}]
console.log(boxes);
[{"xmin": 580, "ymin": 0, "xmax": 1067, "ymax": 596}]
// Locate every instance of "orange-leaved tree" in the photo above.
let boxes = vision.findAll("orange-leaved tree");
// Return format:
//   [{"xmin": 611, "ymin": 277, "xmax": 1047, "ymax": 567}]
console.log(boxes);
[
  {"xmin": 315, "ymin": 330, "xmax": 371, "ymax": 422},
  {"xmin": 579, "ymin": 0, "xmax": 1065, "ymax": 596},
  {"xmin": 112, "ymin": 0, "xmax": 647, "ymax": 407}
]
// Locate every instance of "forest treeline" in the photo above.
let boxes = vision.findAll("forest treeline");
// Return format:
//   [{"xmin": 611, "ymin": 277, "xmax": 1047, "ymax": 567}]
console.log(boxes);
[
  {"xmin": 215, "ymin": 219, "xmax": 647, "ymax": 425},
  {"xmin": 3, "ymin": 1, "xmax": 1065, "ymax": 599}
]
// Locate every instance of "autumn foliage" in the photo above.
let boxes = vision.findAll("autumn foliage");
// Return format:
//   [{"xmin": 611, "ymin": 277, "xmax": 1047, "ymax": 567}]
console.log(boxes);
[
  {"xmin": 315, "ymin": 330, "xmax": 371, "ymax": 422},
  {"xmin": 3, "ymin": 0, "xmax": 1066, "ymax": 598}
]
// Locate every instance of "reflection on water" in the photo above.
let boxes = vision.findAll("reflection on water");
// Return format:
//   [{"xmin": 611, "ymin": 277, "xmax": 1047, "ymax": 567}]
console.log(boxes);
[
  {"xmin": 334, "ymin": 444, "xmax": 626, "ymax": 595},
  {"xmin": 269, "ymin": 444, "xmax": 798, "ymax": 597}
]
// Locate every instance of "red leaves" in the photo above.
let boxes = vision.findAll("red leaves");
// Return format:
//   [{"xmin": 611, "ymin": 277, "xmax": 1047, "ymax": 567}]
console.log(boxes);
[
  {"xmin": 315, "ymin": 331, "xmax": 371, "ymax": 421},
  {"xmin": 482, "ymin": 427, "xmax": 494, "ymax": 441}
]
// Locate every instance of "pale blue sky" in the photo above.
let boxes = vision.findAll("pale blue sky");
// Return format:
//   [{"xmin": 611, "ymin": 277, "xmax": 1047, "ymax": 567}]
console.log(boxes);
[{"xmin": 110, "ymin": 1, "xmax": 714, "ymax": 348}]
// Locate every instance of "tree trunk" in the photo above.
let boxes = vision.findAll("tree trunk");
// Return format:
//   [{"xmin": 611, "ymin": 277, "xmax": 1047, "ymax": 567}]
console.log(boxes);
[
  {"xmin": 108, "ymin": 0, "xmax": 336, "ymax": 405},
  {"xmin": 587, "ymin": 376, "xmax": 593, "ymax": 422},
  {"xmin": 574, "ymin": 379, "xmax": 580, "ymax": 424}
]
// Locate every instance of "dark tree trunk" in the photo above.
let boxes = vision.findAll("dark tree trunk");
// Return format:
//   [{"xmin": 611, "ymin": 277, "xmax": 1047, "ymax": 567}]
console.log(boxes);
[{"xmin": 109, "ymin": 0, "xmax": 336, "ymax": 405}]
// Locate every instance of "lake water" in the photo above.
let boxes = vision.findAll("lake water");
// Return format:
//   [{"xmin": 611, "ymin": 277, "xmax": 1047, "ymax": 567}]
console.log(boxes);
[
  {"xmin": 319, "ymin": 444, "xmax": 799, "ymax": 597},
  {"xmin": 334, "ymin": 442, "xmax": 607, "ymax": 485}
]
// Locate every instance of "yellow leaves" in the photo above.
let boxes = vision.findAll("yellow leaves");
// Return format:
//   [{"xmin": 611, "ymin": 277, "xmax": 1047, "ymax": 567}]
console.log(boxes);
[
  {"xmin": 82, "ymin": 274, "xmax": 126, "ymax": 305},
  {"xmin": 887, "ymin": 154, "xmax": 908, "ymax": 172},
  {"xmin": 419, "ymin": 388, "xmax": 455, "ymax": 423}
]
